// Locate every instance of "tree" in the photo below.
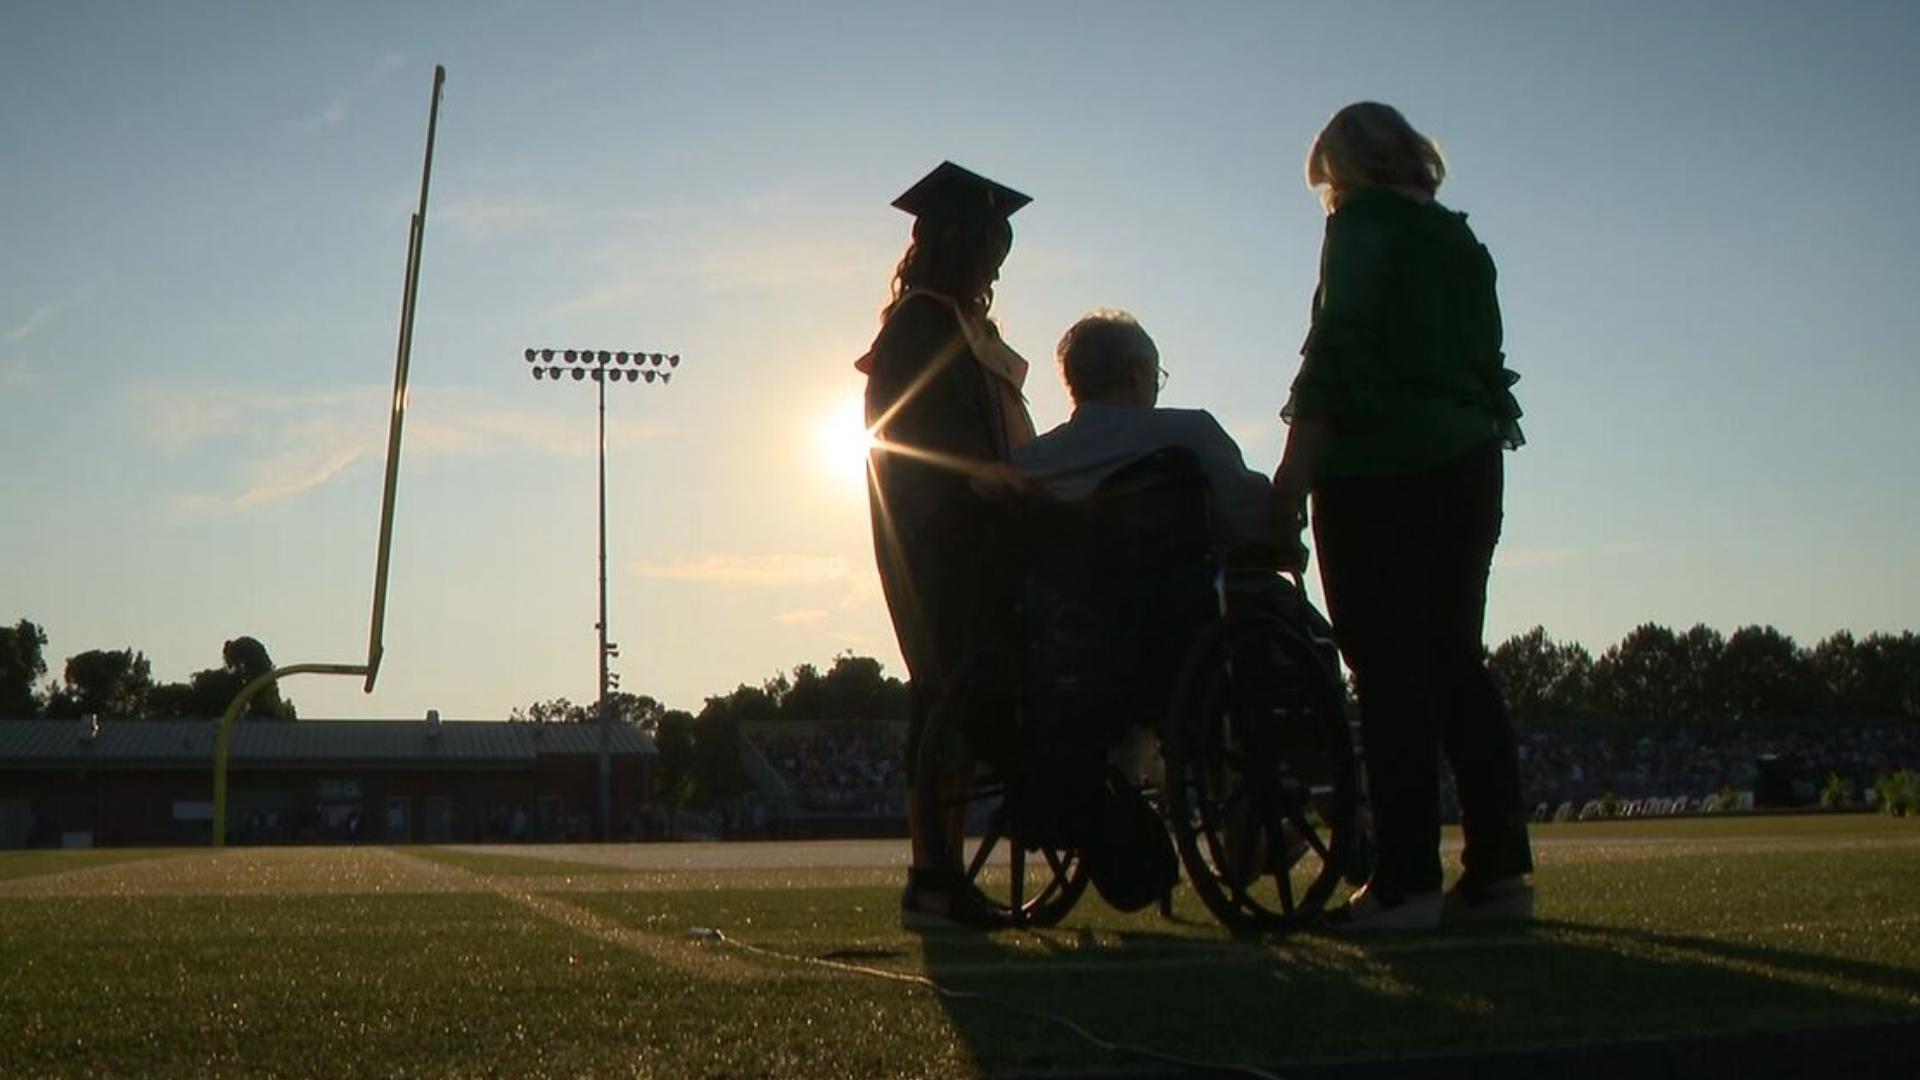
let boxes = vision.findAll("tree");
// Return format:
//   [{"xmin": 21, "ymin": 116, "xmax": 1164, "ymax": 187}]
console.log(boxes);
[
  {"xmin": 1852, "ymin": 632, "xmax": 1920, "ymax": 719},
  {"xmin": 1672, "ymin": 624, "xmax": 1728, "ymax": 723},
  {"xmin": 1488, "ymin": 626, "xmax": 1592, "ymax": 729},
  {"xmin": 511, "ymin": 692, "xmax": 668, "ymax": 727},
  {"xmin": 1591, "ymin": 623, "xmax": 1685, "ymax": 726},
  {"xmin": 819, "ymin": 653, "xmax": 910, "ymax": 721},
  {"xmin": 1810, "ymin": 631, "xmax": 1868, "ymax": 718},
  {"xmin": 609, "ymin": 692, "xmax": 666, "ymax": 729},
  {"xmin": 0, "ymin": 618, "xmax": 49, "ymax": 718},
  {"xmin": 691, "ymin": 694, "xmax": 757, "ymax": 802},
  {"xmin": 144, "ymin": 636, "xmax": 297, "ymax": 720},
  {"xmin": 509, "ymin": 697, "xmax": 592, "ymax": 724},
  {"xmin": 700, "ymin": 682, "xmax": 781, "ymax": 726},
  {"xmin": 781, "ymin": 663, "xmax": 826, "ymax": 722},
  {"xmin": 653, "ymin": 709, "xmax": 698, "ymax": 805},
  {"xmin": 46, "ymin": 648, "xmax": 153, "ymax": 719},
  {"xmin": 1712, "ymin": 625, "xmax": 1811, "ymax": 725},
  {"xmin": 219, "ymin": 636, "xmax": 296, "ymax": 719},
  {"xmin": 146, "ymin": 681, "xmax": 199, "ymax": 718}
]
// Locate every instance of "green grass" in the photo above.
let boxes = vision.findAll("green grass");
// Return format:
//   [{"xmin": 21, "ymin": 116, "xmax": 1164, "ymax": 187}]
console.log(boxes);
[
  {"xmin": 1, "ymin": 816, "xmax": 1915, "ymax": 1077},
  {"xmin": 0, "ymin": 847, "xmax": 190, "ymax": 881},
  {"xmin": 404, "ymin": 846, "xmax": 637, "ymax": 878}
]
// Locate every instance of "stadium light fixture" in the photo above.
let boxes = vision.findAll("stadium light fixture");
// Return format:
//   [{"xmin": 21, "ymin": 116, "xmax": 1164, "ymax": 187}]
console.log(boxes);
[{"xmin": 518, "ymin": 342, "xmax": 684, "ymax": 841}]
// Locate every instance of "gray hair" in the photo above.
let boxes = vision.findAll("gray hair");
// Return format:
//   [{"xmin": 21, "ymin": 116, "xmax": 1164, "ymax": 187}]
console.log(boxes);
[{"xmin": 1057, "ymin": 309, "xmax": 1158, "ymax": 405}]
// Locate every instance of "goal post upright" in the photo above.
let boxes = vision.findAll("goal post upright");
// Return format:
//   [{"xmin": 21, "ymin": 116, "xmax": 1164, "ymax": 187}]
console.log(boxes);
[{"xmin": 211, "ymin": 65, "xmax": 445, "ymax": 848}]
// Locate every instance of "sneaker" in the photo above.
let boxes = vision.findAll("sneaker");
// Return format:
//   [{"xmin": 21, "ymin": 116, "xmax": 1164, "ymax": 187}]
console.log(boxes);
[
  {"xmin": 1442, "ymin": 874, "xmax": 1534, "ymax": 924},
  {"xmin": 1325, "ymin": 882, "xmax": 1442, "ymax": 931}
]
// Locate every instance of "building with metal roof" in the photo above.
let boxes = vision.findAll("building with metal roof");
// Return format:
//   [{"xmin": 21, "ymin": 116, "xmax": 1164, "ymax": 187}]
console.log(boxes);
[{"xmin": 0, "ymin": 717, "xmax": 656, "ymax": 848}]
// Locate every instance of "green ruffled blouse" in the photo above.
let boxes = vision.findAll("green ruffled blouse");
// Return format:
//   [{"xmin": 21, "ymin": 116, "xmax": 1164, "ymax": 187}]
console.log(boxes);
[{"xmin": 1283, "ymin": 186, "xmax": 1524, "ymax": 480}]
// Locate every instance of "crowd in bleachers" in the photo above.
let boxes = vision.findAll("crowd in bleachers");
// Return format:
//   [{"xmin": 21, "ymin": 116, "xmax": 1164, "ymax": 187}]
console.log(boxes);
[
  {"xmin": 1499, "ymin": 725, "xmax": 1920, "ymax": 818},
  {"xmin": 748, "ymin": 719, "xmax": 1916, "ymax": 825},
  {"xmin": 750, "ymin": 724, "xmax": 907, "ymax": 816}
]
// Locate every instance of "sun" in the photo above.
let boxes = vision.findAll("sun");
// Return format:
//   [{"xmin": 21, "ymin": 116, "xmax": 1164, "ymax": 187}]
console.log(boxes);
[{"xmin": 815, "ymin": 394, "xmax": 875, "ymax": 493}]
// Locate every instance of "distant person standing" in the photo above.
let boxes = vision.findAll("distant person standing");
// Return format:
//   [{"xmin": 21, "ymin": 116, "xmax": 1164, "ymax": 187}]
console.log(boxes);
[
  {"xmin": 858, "ymin": 162, "xmax": 1035, "ymax": 927},
  {"xmin": 1272, "ymin": 102, "xmax": 1533, "ymax": 928}
]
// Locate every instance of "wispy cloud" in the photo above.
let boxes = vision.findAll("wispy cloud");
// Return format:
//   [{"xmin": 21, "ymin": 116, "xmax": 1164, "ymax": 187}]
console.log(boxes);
[
  {"xmin": 630, "ymin": 554, "xmax": 850, "ymax": 587},
  {"xmin": 6, "ymin": 304, "xmax": 55, "ymax": 343},
  {"xmin": 302, "ymin": 51, "xmax": 409, "ymax": 131},
  {"xmin": 1496, "ymin": 542, "xmax": 1653, "ymax": 570},
  {"xmin": 690, "ymin": 238, "xmax": 875, "ymax": 291},
  {"xmin": 134, "ymin": 383, "xmax": 668, "ymax": 513},
  {"xmin": 546, "ymin": 222, "xmax": 880, "ymax": 317},
  {"xmin": 775, "ymin": 610, "xmax": 829, "ymax": 624},
  {"xmin": 4, "ymin": 289, "xmax": 97, "ymax": 390},
  {"xmin": 172, "ymin": 435, "xmax": 365, "ymax": 514},
  {"xmin": 548, "ymin": 274, "xmax": 657, "ymax": 318},
  {"xmin": 438, "ymin": 197, "xmax": 554, "ymax": 240}
]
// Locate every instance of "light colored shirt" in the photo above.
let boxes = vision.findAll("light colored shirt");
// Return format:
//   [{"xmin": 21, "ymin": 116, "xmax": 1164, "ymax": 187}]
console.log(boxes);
[{"xmin": 1010, "ymin": 402, "xmax": 1274, "ymax": 546}]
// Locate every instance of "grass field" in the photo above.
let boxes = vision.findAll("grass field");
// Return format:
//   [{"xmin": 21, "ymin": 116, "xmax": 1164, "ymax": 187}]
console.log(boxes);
[{"xmin": 2, "ymin": 816, "xmax": 1916, "ymax": 1078}]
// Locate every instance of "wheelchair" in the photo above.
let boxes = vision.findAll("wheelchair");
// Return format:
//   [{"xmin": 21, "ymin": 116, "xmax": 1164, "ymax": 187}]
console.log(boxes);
[{"xmin": 911, "ymin": 450, "xmax": 1360, "ymax": 933}]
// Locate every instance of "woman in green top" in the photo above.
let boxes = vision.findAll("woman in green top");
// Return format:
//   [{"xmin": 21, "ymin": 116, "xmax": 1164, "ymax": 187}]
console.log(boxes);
[{"xmin": 1273, "ymin": 102, "xmax": 1533, "ymax": 929}]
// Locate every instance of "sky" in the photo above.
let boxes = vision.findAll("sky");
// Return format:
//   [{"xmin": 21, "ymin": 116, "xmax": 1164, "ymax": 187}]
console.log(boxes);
[{"xmin": 3, "ymin": 1, "xmax": 1917, "ymax": 721}]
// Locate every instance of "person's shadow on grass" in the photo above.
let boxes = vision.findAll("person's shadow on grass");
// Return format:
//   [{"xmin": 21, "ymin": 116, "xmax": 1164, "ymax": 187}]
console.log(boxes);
[{"xmin": 914, "ymin": 913, "xmax": 1920, "ymax": 1077}]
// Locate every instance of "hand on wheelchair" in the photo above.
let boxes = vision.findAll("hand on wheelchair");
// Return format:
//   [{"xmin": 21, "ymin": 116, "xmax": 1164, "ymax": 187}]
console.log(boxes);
[
  {"xmin": 1225, "ymin": 538, "xmax": 1310, "ymax": 577},
  {"xmin": 968, "ymin": 462, "xmax": 1047, "ymax": 500},
  {"xmin": 1267, "ymin": 485, "xmax": 1311, "ymax": 573}
]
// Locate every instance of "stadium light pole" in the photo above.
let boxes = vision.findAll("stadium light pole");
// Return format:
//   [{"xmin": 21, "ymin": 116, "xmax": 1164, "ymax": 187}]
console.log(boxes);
[{"xmin": 523, "ymin": 347, "xmax": 682, "ymax": 840}]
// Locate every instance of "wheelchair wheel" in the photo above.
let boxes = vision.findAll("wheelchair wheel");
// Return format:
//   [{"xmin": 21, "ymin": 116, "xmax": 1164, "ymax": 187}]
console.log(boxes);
[
  {"xmin": 913, "ymin": 654, "xmax": 1092, "ymax": 929},
  {"xmin": 1164, "ymin": 616, "xmax": 1356, "ymax": 933}
]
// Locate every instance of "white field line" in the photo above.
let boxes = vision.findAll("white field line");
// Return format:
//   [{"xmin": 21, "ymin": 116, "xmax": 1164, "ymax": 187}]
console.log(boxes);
[
  {"xmin": 383, "ymin": 849, "xmax": 775, "ymax": 982},
  {"xmin": 438, "ymin": 838, "xmax": 915, "ymax": 872}
]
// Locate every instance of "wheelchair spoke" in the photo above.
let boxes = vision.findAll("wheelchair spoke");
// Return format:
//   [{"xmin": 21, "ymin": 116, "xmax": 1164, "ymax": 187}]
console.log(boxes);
[
  {"xmin": 1292, "ymin": 814, "xmax": 1331, "ymax": 862},
  {"xmin": 967, "ymin": 818, "xmax": 1004, "ymax": 882},
  {"xmin": 1010, "ymin": 842, "xmax": 1027, "ymax": 911},
  {"xmin": 1042, "ymin": 845, "xmax": 1070, "ymax": 882},
  {"xmin": 1272, "ymin": 785, "xmax": 1331, "ymax": 861},
  {"xmin": 1162, "ymin": 618, "xmax": 1357, "ymax": 933}
]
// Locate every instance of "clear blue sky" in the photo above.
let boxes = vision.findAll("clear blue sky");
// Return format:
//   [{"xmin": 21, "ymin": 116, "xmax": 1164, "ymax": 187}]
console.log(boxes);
[{"xmin": 4, "ymin": 1, "xmax": 1916, "ymax": 719}]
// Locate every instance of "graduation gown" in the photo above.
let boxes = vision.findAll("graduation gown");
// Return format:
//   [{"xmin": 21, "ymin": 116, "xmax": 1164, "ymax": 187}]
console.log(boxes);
[{"xmin": 860, "ymin": 291, "xmax": 1033, "ymax": 739}]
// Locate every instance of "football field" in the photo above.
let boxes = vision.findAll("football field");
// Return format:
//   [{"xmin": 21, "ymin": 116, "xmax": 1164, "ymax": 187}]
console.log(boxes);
[{"xmin": 3, "ymin": 815, "xmax": 1917, "ymax": 1078}]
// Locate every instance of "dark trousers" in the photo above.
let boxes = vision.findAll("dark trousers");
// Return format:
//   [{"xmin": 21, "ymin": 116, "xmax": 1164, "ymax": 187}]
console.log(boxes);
[{"xmin": 1312, "ymin": 441, "xmax": 1532, "ymax": 897}]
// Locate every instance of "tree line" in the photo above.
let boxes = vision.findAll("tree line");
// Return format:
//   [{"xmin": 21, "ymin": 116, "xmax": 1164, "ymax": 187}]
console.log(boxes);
[
  {"xmin": 1, "ymin": 618, "xmax": 295, "ymax": 721},
  {"xmin": 1488, "ymin": 623, "xmax": 1920, "ymax": 734},
  {"xmin": 13, "ymin": 608, "xmax": 1915, "ymax": 795},
  {"xmin": 510, "ymin": 653, "xmax": 911, "ymax": 808}
]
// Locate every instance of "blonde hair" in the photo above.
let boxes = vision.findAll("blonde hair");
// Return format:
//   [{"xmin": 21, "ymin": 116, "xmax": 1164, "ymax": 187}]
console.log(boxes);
[{"xmin": 1306, "ymin": 102, "xmax": 1446, "ymax": 213}]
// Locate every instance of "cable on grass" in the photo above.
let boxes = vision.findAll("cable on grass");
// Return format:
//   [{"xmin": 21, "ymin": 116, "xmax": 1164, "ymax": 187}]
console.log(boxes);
[{"xmin": 686, "ymin": 926, "xmax": 1289, "ymax": 1080}]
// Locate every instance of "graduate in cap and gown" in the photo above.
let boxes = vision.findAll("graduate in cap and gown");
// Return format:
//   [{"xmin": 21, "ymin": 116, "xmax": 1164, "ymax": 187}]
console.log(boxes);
[{"xmin": 857, "ymin": 161, "xmax": 1035, "ymax": 925}]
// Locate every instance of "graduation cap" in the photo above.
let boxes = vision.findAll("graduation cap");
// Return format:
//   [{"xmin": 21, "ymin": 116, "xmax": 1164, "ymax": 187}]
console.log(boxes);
[{"xmin": 892, "ymin": 161, "xmax": 1031, "ymax": 222}]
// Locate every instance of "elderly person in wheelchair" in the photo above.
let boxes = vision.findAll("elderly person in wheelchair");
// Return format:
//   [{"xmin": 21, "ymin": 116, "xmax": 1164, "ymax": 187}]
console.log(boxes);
[
  {"xmin": 912, "ymin": 310, "xmax": 1359, "ymax": 932},
  {"xmin": 1011, "ymin": 309, "xmax": 1279, "ymax": 557}
]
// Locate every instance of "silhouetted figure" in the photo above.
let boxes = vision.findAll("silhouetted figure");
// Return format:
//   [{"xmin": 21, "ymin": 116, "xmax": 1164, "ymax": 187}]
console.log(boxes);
[
  {"xmin": 1272, "ymin": 102, "xmax": 1533, "ymax": 928},
  {"xmin": 1014, "ymin": 309, "xmax": 1273, "ymax": 549},
  {"xmin": 1013, "ymin": 309, "xmax": 1273, "ymax": 910},
  {"xmin": 859, "ymin": 162, "xmax": 1035, "ymax": 927}
]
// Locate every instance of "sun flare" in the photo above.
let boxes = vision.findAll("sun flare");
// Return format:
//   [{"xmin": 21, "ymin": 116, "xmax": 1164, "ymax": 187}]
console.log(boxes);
[{"xmin": 816, "ymin": 394, "xmax": 875, "ymax": 492}]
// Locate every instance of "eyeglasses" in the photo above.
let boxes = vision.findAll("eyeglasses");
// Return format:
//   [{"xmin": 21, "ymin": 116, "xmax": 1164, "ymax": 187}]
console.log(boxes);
[{"xmin": 1155, "ymin": 366, "xmax": 1169, "ymax": 391}]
